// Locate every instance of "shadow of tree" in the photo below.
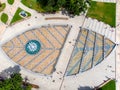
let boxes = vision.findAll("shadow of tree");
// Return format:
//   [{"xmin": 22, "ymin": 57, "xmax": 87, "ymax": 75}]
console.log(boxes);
[
  {"xmin": 78, "ymin": 86, "xmax": 94, "ymax": 90},
  {"xmin": 0, "ymin": 65, "xmax": 20, "ymax": 80},
  {"xmin": 61, "ymin": 8, "xmax": 74, "ymax": 18}
]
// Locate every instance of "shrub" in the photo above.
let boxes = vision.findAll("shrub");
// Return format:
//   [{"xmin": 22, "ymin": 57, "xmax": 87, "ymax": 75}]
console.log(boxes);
[
  {"xmin": 0, "ymin": 3, "xmax": 6, "ymax": 12},
  {"xmin": 7, "ymin": 0, "xmax": 14, "ymax": 5},
  {"xmin": 1, "ymin": 13, "xmax": 8, "ymax": 24}
]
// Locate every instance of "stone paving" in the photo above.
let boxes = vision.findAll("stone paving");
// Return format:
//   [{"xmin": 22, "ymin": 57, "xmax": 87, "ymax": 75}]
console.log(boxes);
[
  {"xmin": 2, "ymin": 25, "xmax": 71, "ymax": 75},
  {"xmin": 83, "ymin": 18, "xmax": 116, "ymax": 42},
  {"xmin": 66, "ymin": 29, "xmax": 115, "ymax": 76},
  {"xmin": 93, "ymin": 0, "xmax": 116, "ymax": 3},
  {"xmin": 0, "ymin": 0, "xmax": 118, "ymax": 90},
  {"xmin": 116, "ymin": 0, "xmax": 120, "ymax": 90}
]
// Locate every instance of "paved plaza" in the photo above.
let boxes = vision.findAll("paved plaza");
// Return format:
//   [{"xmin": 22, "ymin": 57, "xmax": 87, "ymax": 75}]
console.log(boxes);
[
  {"xmin": 0, "ymin": 0, "xmax": 119, "ymax": 90},
  {"xmin": 66, "ymin": 29, "xmax": 115, "ymax": 76},
  {"xmin": 2, "ymin": 25, "xmax": 71, "ymax": 75}
]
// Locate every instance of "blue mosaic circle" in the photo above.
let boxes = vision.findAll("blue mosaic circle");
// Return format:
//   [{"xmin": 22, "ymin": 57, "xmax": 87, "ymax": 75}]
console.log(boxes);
[{"xmin": 25, "ymin": 40, "xmax": 41, "ymax": 55}]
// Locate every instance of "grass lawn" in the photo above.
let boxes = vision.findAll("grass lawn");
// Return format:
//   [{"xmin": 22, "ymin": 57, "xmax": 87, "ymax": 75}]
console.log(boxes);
[
  {"xmin": 7, "ymin": 0, "xmax": 14, "ymax": 5},
  {"xmin": 87, "ymin": 1, "xmax": 116, "ymax": 27},
  {"xmin": 21, "ymin": 0, "xmax": 44, "ymax": 12},
  {"xmin": 0, "ymin": 3, "xmax": 6, "ymax": 12},
  {"xmin": 98, "ymin": 80, "xmax": 115, "ymax": 90},
  {"xmin": 10, "ymin": 7, "xmax": 31, "ymax": 24},
  {"xmin": 1, "ymin": 13, "xmax": 8, "ymax": 24}
]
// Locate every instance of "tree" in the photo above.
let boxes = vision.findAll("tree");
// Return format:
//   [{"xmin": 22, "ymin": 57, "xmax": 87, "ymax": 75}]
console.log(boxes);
[
  {"xmin": 0, "ymin": 73, "xmax": 31, "ymax": 90},
  {"xmin": 37, "ymin": 0, "xmax": 91, "ymax": 15},
  {"xmin": 63, "ymin": 0, "xmax": 91, "ymax": 15},
  {"xmin": 37, "ymin": 0, "xmax": 59, "ymax": 12},
  {"xmin": 37, "ymin": 0, "xmax": 47, "ymax": 6},
  {"xmin": 0, "ymin": 73, "xmax": 22, "ymax": 90},
  {"xmin": 0, "ymin": 2, "xmax": 2, "ymax": 7},
  {"xmin": 57, "ymin": 0, "xmax": 66, "ymax": 7}
]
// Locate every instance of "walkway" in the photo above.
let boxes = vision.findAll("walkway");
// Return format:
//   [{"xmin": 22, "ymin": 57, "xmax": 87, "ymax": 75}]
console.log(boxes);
[
  {"xmin": 83, "ymin": 18, "xmax": 115, "ymax": 42},
  {"xmin": 93, "ymin": 0, "xmax": 116, "ymax": 3},
  {"xmin": 0, "ymin": 11, "xmax": 86, "ymax": 90},
  {"xmin": 116, "ymin": 0, "xmax": 120, "ymax": 90},
  {"xmin": 0, "ymin": 0, "xmax": 117, "ymax": 90}
]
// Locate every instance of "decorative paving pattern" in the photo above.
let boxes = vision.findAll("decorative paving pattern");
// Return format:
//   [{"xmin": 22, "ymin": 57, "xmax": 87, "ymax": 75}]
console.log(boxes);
[
  {"xmin": 25, "ymin": 40, "xmax": 41, "ymax": 55},
  {"xmin": 66, "ymin": 29, "xmax": 116, "ymax": 76},
  {"xmin": 2, "ymin": 25, "xmax": 71, "ymax": 75}
]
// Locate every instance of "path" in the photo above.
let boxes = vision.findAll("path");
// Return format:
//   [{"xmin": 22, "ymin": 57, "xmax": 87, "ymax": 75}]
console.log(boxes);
[
  {"xmin": 0, "ymin": 0, "xmax": 117, "ymax": 90},
  {"xmin": 93, "ymin": 0, "xmax": 116, "ymax": 3},
  {"xmin": 116, "ymin": 0, "xmax": 120, "ymax": 90}
]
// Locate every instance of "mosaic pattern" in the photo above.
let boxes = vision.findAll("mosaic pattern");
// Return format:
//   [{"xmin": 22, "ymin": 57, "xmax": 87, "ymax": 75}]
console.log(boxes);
[
  {"xmin": 66, "ymin": 29, "xmax": 116, "ymax": 76},
  {"xmin": 25, "ymin": 40, "xmax": 41, "ymax": 55},
  {"xmin": 2, "ymin": 25, "xmax": 71, "ymax": 75}
]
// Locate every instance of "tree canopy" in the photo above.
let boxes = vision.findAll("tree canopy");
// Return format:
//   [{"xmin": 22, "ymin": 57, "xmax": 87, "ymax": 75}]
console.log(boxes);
[
  {"xmin": 37, "ymin": 0, "xmax": 59, "ymax": 12},
  {"xmin": 0, "ymin": 73, "xmax": 31, "ymax": 90},
  {"xmin": 37, "ymin": 0, "xmax": 91, "ymax": 15}
]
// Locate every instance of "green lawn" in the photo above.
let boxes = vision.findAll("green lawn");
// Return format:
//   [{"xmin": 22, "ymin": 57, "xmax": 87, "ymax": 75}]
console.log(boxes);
[
  {"xmin": 1, "ymin": 13, "xmax": 8, "ymax": 24},
  {"xmin": 10, "ymin": 7, "xmax": 31, "ymax": 24},
  {"xmin": 98, "ymin": 80, "xmax": 115, "ymax": 90},
  {"xmin": 87, "ymin": 1, "xmax": 116, "ymax": 27},
  {"xmin": 21, "ymin": 0, "xmax": 44, "ymax": 12},
  {"xmin": 7, "ymin": 0, "xmax": 14, "ymax": 5},
  {"xmin": 0, "ymin": 3, "xmax": 6, "ymax": 12}
]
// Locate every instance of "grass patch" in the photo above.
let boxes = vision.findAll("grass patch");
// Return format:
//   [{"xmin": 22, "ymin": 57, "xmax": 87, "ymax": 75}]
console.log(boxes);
[
  {"xmin": 87, "ymin": 1, "xmax": 116, "ymax": 27},
  {"xmin": 98, "ymin": 80, "xmax": 115, "ymax": 90},
  {"xmin": 0, "ymin": 3, "xmax": 6, "ymax": 12},
  {"xmin": 7, "ymin": 0, "xmax": 14, "ymax": 5},
  {"xmin": 10, "ymin": 7, "xmax": 31, "ymax": 24},
  {"xmin": 21, "ymin": 0, "xmax": 44, "ymax": 12},
  {"xmin": 1, "ymin": 13, "xmax": 8, "ymax": 24}
]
